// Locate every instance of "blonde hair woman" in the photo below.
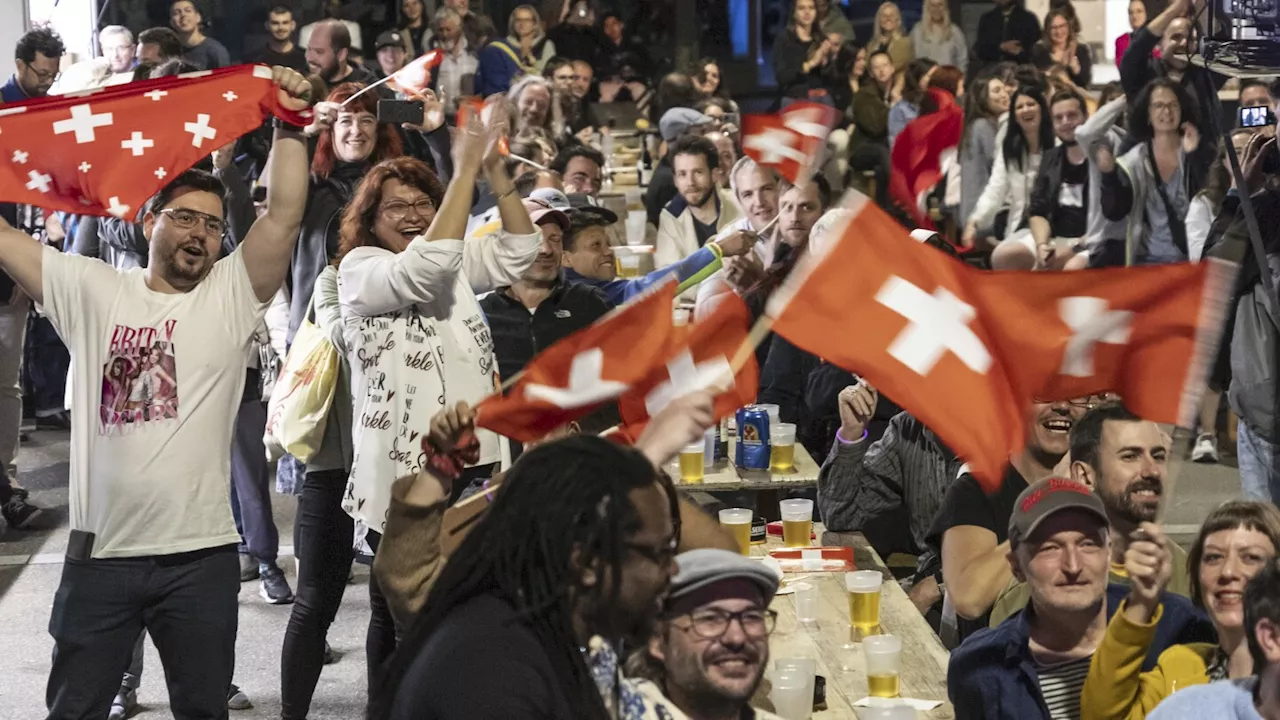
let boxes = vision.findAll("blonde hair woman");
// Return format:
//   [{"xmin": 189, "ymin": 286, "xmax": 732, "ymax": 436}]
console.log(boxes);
[
  {"xmin": 911, "ymin": 0, "xmax": 967, "ymax": 68},
  {"xmin": 868, "ymin": 2, "xmax": 913, "ymax": 70},
  {"xmin": 507, "ymin": 4, "xmax": 557, "ymax": 72}
]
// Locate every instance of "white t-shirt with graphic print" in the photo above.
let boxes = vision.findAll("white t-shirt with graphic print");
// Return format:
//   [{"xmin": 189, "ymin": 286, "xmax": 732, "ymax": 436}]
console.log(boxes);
[{"xmin": 40, "ymin": 246, "xmax": 268, "ymax": 558}]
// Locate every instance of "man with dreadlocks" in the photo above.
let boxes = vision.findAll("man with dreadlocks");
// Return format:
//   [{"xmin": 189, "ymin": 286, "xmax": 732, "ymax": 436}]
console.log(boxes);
[{"xmin": 372, "ymin": 391, "xmax": 733, "ymax": 719}]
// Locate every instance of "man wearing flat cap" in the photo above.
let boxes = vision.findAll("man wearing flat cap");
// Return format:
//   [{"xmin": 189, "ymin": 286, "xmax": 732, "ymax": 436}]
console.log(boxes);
[{"xmin": 629, "ymin": 549, "xmax": 787, "ymax": 720}]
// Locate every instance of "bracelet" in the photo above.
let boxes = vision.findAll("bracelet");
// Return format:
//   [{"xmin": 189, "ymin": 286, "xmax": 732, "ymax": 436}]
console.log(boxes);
[
  {"xmin": 707, "ymin": 240, "xmax": 724, "ymax": 259},
  {"xmin": 835, "ymin": 428, "xmax": 868, "ymax": 445},
  {"xmin": 495, "ymin": 186, "xmax": 518, "ymax": 202},
  {"xmin": 273, "ymin": 117, "xmax": 306, "ymax": 133}
]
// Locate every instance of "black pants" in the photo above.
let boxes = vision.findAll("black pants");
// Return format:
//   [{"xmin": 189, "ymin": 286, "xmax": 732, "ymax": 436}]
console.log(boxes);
[
  {"xmin": 279, "ymin": 469, "xmax": 397, "ymax": 720},
  {"xmin": 46, "ymin": 546, "xmax": 238, "ymax": 720}
]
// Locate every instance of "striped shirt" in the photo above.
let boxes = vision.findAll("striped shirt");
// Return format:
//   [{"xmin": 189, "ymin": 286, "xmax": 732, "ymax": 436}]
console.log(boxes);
[{"xmin": 1034, "ymin": 655, "xmax": 1092, "ymax": 720}]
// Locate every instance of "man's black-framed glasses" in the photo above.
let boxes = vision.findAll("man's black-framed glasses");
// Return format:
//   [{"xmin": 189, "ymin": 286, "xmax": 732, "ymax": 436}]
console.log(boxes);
[{"xmin": 672, "ymin": 607, "xmax": 777, "ymax": 639}]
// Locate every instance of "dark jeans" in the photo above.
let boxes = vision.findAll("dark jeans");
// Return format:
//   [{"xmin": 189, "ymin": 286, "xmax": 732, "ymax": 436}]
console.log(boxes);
[
  {"xmin": 230, "ymin": 395, "xmax": 277, "ymax": 563},
  {"xmin": 24, "ymin": 313, "xmax": 69, "ymax": 416},
  {"xmin": 280, "ymin": 470, "xmax": 397, "ymax": 720},
  {"xmin": 849, "ymin": 142, "xmax": 891, "ymax": 209},
  {"xmin": 46, "ymin": 546, "xmax": 238, "ymax": 720}
]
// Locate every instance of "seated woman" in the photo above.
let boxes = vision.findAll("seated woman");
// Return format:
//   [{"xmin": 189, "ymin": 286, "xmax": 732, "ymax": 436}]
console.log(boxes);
[{"xmin": 1081, "ymin": 502, "xmax": 1280, "ymax": 718}]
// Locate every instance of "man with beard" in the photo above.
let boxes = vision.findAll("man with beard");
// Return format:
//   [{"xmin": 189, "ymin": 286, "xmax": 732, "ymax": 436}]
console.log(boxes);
[
  {"xmin": 628, "ymin": 549, "xmax": 786, "ymax": 720},
  {"xmin": 0, "ymin": 66, "xmax": 313, "ymax": 718},
  {"xmin": 927, "ymin": 399, "xmax": 1091, "ymax": 643},
  {"xmin": 2, "ymin": 27, "xmax": 64, "ymax": 102},
  {"xmin": 988, "ymin": 402, "xmax": 1193, "ymax": 626},
  {"xmin": 307, "ymin": 18, "xmax": 377, "ymax": 88},
  {"xmin": 248, "ymin": 5, "xmax": 309, "ymax": 74},
  {"xmin": 949, "ymin": 478, "xmax": 1212, "ymax": 718},
  {"xmin": 168, "ymin": 0, "xmax": 230, "ymax": 70},
  {"xmin": 655, "ymin": 135, "xmax": 742, "ymax": 272},
  {"xmin": 1119, "ymin": 0, "xmax": 1224, "ymax": 102}
]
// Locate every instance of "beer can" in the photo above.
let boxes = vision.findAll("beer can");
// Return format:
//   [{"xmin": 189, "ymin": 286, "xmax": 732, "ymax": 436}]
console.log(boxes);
[{"xmin": 735, "ymin": 406, "xmax": 771, "ymax": 470}]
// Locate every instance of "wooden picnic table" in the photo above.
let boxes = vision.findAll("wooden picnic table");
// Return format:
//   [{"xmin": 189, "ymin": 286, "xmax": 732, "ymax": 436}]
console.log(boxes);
[
  {"xmin": 752, "ymin": 527, "xmax": 954, "ymax": 719},
  {"xmin": 667, "ymin": 439, "xmax": 822, "ymax": 492}
]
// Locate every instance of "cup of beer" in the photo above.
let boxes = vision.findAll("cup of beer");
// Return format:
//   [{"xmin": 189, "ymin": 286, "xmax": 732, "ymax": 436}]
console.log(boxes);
[
  {"xmin": 845, "ymin": 570, "xmax": 883, "ymax": 632},
  {"xmin": 678, "ymin": 442, "xmax": 705, "ymax": 483},
  {"xmin": 770, "ymin": 422, "xmax": 797, "ymax": 472},
  {"xmin": 863, "ymin": 634, "xmax": 902, "ymax": 698},
  {"xmin": 779, "ymin": 498, "xmax": 813, "ymax": 547},
  {"xmin": 617, "ymin": 253, "xmax": 641, "ymax": 277},
  {"xmin": 718, "ymin": 508, "xmax": 753, "ymax": 555}
]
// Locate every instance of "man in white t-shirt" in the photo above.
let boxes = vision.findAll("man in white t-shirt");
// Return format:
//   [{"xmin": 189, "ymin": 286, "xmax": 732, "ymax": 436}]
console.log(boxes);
[{"xmin": 0, "ymin": 66, "xmax": 313, "ymax": 719}]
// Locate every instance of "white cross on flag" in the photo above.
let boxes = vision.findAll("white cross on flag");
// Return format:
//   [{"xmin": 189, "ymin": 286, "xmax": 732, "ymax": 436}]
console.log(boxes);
[
  {"xmin": 618, "ymin": 294, "xmax": 759, "ymax": 438},
  {"xmin": 0, "ymin": 64, "xmax": 312, "ymax": 217},
  {"xmin": 475, "ymin": 279, "xmax": 680, "ymax": 443},
  {"xmin": 741, "ymin": 102, "xmax": 838, "ymax": 184}
]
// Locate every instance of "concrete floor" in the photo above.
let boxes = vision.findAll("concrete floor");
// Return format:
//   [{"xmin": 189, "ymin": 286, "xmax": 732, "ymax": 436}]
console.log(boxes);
[{"xmin": 0, "ymin": 427, "xmax": 1250, "ymax": 718}]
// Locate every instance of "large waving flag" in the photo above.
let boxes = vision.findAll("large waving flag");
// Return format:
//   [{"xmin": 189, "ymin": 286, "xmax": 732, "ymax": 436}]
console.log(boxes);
[
  {"xmin": 0, "ymin": 64, "xmax": 312, "ymax": 219},
  {"xmin": 741, "ymin": 102, "xmax": 839, "ymax": 184},
  {"xmin": 888, "ymin": 88, "xmax": 962, "ymax": 230},
  {"xmin": 764, "ymin": 193, "xmax": 1233, "ymax": 490},
  {"xmin": 475, "ymin": 279, "xmax": 678, "ymax": 442}
]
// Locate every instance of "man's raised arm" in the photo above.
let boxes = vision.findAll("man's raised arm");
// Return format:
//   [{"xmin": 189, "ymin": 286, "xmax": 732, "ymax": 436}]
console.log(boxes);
[{"xmin": 241, "ymin": 67, "xmax": 314, "ymax": 302}]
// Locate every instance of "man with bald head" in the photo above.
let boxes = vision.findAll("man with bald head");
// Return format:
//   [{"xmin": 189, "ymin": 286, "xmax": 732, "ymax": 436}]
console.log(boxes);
[
  {"xmin": 306, "ymin": 18, "xmax": 376, "ymax": 87},
  {"xmin": 1119, "ymin": 0, "xmax": 1222, "ymax": 100}
]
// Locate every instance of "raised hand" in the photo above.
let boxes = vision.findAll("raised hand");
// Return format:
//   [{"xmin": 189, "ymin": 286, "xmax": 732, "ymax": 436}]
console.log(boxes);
[
  {"xmin": 271, "ymin": 66, "xmax": 312, "ymax": 112},
  {"xmin": 838, "ymin": 380, "xmax": 877, "ymax": 440},
  {"xmin": 427, "ymin": 401, "xmax": 477, "ymax": 455},
  {"xmin": 404, "ymin": 89, "xmax": 446, "ymax": 134},
  {"xmin": 714, "ymin": 229, "xmax": 758, "ymax": 257},
  {"xmin": 303, "ymin": 101, "xmax": 339, "ymax": 137},
  {"xmin": 1125, "ymin": 522, "xmax": 1173, "ymax": 614},
  {"xmin": 635, "ymin": 390, "xmax": 717, "ymax": 468},
  {"xmin": 1094, "ymin": 142, "xmax": 1116, "ymax": 173},
  {"xmin": 1181, "ymin": 122, "xmax": 1201, "ymax": 154}
]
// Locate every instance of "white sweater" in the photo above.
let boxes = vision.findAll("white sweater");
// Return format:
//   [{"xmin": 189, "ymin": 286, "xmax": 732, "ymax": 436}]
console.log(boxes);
[
  {"xmin": 338, "ymin": 229, "xmax": 540, "ymax": 548},
  {"xmin": 969, "ymin": 145, "xmax": 1041, "ymax": 241}
]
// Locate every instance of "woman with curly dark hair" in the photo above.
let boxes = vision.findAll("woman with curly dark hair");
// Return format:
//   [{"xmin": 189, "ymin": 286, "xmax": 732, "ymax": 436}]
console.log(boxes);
[{"xmin": 1097, "ymin": 77, "xmax": 1216, "ymax": 265}]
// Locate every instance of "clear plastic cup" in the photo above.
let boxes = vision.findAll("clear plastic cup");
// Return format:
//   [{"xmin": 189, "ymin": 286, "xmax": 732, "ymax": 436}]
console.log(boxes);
[
  {"xmin": 703, "ymin": 426, "xmax": 717, "ymax": 469},
  {"xmin": 755, "ymin": 403, "xmax": 781, "ymax": 424},
  {"xmin": 793, "ymin": 581, "xmax": 818, "ymax": 623},
  {"xmin": 678, "ymin": 442, "xmax": 704, "ymax": 483},
  {"xmin": 626, "ymin": 209, "xmax": 647, "ymax": 245},
  {"xmin": 718, "ymin": 508, "xmax": 753, "ymax": 555},
  {"xmin": 845, "ymin": 570, "xmax": 883, "ymax": 632},
  {"xmin": 771, "ymin": 422, "xmax": 798, "ymax": 472},
  {"xmin": 779, "ymin": 498, "xmax": 813, "ymax": 547},
  {"xmin": 863, "ymin": 634, "xmax": 902, "ymax": 698},
  {"xmin": 618, "ymin": 253, "xmax": 641, "ymax": 277},
  {"xmin": 771, "ymin": 668, "xmax": 813, "ymax": 720}
]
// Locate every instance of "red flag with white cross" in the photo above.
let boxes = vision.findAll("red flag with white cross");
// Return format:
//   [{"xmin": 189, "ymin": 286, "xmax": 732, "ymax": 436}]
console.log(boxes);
[
  {"xmin": 765, "ymin": 194, "xmax": 1024, "ymax": 489},
  {"xmin": 741, "ymin": 102, "xmax": 838, "ymax": 184},
  {"xmin": 973, "ymin": 261, "xmax": 1234, "ymax": 429},
  {"xmin": 474, "ymin": 278, "xmax": 678, "ymax": 442},
  {"xmin": 0, "ymin": 64, "xmax": 312, "ymax": 218},
  {"xmin": 617, "ymin": 293, "xmax": 759, "ymax": 438}
]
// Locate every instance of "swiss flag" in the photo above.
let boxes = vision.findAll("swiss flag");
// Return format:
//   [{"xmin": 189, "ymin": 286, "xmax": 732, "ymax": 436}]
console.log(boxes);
[
  {"xmin": 765, "ymin": 194, "xmax": 1023, "ymax": 489},
  {"xmin": 764, "ymin": 193, "xmax": 1235, "ymax": 490},
  {"xmin": 741, "ymin": 102, "xmax": 838, "ymax": 184},
  {"xmin": 974, "ymin": 261, "xmax": 1234, "ymax": 429},
  {"xmin": 618, "ymin": 293, "xmax": 759, "ymax": 438},
  {"xmin": 475, "ymin": 279, "xmax": 678, "ymax": 442},
  {"xmin": 0, "ymin": 64, "xmax": 312, "ymax": 218},
  {"xmin": 387, "ymin": 50, "xmax": 444, "ymax": 95},
  {"xmin": 888, "ymin": 88, "xmax": 962, "ymax": 230}
]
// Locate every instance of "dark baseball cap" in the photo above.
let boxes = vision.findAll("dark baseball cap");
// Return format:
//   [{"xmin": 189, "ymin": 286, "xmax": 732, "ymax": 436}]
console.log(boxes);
[
  {"xmin": 1008, "ymin": 478, "xmax": 1109, "ymax": 547},
  {"xmin": 375, "ymin": 30, "xmax": 405, "ymax": 51},
  {"xmin": 566, "ymin": 193, "xmax": 618, "ymax": 224}
]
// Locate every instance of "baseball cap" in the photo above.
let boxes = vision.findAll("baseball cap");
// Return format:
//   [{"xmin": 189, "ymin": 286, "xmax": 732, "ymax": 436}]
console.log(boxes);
[
  {"xmin": 666, "ymin": 549, "xmax": 783, "ymax": 608},
  {"xmin": 659, "ymin": 107, "xmax": 713, "ymax": 142},
  {"xmin": 375, "ymin": 30, "xmax": 405, "ymax": 51},
  {"xmin": 566, "ymin": 193, "xmax": 618, "ymax": 224},
  {"xmin": 1008, "ymin": 478, "xmax": 1109, "ymax": 547},
  {"xmin": 522, "ymin": 198, "xmax": 570, "ymax": 231},
  {"xmin": 528, "ymin": 187, "xmax": 571, "ymax": 210}
]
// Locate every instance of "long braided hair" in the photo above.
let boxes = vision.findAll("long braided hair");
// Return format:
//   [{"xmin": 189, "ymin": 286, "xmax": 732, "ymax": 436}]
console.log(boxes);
[{"xmin": 370, "ymin": 435, "xmax": 681, "ymax": 719}]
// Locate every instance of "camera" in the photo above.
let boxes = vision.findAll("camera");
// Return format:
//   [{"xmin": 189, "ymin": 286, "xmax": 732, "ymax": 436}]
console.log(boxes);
[{"xmin": 1240, "ymin": 105, "xmax": 1274, "ymax": 129}]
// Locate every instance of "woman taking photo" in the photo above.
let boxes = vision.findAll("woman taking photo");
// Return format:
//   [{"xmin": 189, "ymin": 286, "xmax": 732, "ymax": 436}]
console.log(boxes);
[
  {"xmin": 1032, "ymin": 8, "xmax": 1093, "ymax": 89},
  {"xmin": 911, "ymin": 0, "xmax": 967, "ymax": 68},
  {"xmin": 958, "ymin": 68, "xmax": 1013, "ymax": 228},
  {"xmin": 1081, "ymin": 501, "xmax": 1280, "ymax": 717},
  {"xmin": 868, "ymin": 1, "xmax": 913, "ymax": 70},
  {"xmin": 1098, "ymin": 78, "xmax": 1215, "ymax": 265},
  {"xmin": 966, "ymin": 86, "xmax": 1052, "ymax": 260},
  {"xmin": 774, "ymin": 0, "xmax": 838, "ymax": 102}
]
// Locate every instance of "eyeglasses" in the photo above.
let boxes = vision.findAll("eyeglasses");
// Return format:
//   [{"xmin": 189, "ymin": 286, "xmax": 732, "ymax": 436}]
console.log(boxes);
[
  {"xmin": 672, "ymin": 608, "xmax": 778, "ymax": 639},
  {"xmin": 158, "ymin": 207, "xmax": 227, "ymax": 237},
  {"xmin": 1032, "ymin": 396, "xmax": 1102, "ymax": 408},
  {"xmin": 1151, "ymin": 101, "xmax": 1180, "ymax": 112},
  {"xmin": 625, "ymin": 535, "xmax": 678, "ymax": 566},
  {"xmin": 23, "ymin": 65, "xmax": 60, "ymax": 83},
  {"xmin": 380, "ymin": 198, "xmax": 437, "ymax": 221}
]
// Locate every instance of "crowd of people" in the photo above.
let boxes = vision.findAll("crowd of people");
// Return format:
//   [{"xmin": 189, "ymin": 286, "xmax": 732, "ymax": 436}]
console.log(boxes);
[{"xmin": 3, "ymin": 0, "xmax": 1280, "ymax": 718}]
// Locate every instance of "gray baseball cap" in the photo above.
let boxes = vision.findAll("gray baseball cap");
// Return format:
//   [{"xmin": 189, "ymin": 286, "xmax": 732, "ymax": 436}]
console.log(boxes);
[
  {"xmin": 659, "ymin": 107, "xmax": 713, "ymax": 142},
  {"xmin": 1008, "ymin": 478, "xmax": 1109, "ymax": 547},
  {"xmin": 667, "ymin": 549, "xmax": 782, "ymax": 607}
]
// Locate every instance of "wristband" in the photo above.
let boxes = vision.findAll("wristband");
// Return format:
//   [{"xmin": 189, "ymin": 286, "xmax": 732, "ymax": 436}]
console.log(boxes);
[
  {"xmin": 835, "ymin": 428, "xmax": 867, "ymax": 445},
  {"xmin": 495, "ymin": 186, "xmax": 518, "ymax": 202},
  {"xmin": 707, "ymin": 240, "xmax": 724, "ymax": 260},
  {"xmin": 273, "ymin": 117, "xmax": 306, "ymax": 133}
]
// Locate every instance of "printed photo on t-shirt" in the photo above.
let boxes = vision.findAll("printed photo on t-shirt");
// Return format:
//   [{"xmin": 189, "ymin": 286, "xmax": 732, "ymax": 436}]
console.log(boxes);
[{"xmin": 100, "ymin": 321, "xmax": 180, "ymax": 433}]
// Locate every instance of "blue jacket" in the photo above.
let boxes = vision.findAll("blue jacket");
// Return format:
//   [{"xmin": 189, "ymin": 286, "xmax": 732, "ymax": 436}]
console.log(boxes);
[
  {"xmin": 1, "ymin": 75, "xmax": 30, "ymax": 104},
  {"xmin": 562, "ymin": 246, "xmax": 721, "ymax": 307},
  {"xmin": 475, "ymin": 39, "xmax": 527, "ymax": 97},
  {"xmin": 948, "ymin": 583, "xmax": 1216, "ymax": 720}
]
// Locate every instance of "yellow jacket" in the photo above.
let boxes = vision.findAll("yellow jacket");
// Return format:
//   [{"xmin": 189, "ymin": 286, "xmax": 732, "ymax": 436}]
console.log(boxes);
[{"xmin": 1080, "ymin": 599, "xmax": 1217, "ymax": 720}]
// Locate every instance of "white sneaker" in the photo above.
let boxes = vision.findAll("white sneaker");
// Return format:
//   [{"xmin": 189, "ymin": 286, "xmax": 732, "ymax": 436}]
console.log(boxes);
[
  {"xmin": 228, "ymin": 684, "xmax": 252, "ymax": 711},
  {"xmin": 1192, "ymin": 433, "xmax": 1220, "ymax": 464}
]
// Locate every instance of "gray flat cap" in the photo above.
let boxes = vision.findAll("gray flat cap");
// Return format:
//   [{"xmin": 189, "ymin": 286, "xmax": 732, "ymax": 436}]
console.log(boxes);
[{"xmin": 668, "ymin": 549, "xmax": 783, "ymax": 606}]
